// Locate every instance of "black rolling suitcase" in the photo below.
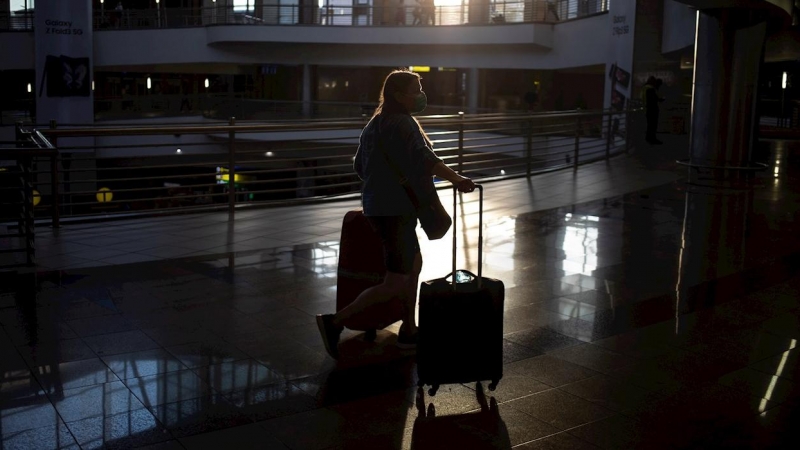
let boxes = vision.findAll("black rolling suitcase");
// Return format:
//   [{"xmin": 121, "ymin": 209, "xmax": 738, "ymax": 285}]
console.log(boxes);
[{"xmin": 417, "ymin": 184, "xmax": 505, "ymax": 396}]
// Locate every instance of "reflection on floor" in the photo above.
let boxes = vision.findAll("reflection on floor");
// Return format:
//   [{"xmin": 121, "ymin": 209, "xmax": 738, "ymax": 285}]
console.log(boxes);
[{"xmin": 2, "ymin": 136, "xmax": 800, "ymax": 449}]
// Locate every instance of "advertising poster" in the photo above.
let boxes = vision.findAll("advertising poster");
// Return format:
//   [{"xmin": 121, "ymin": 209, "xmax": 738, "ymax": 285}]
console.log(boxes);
[
  {"xmin": 603, "ymin": 0, "xmax": 637, "ymax": 126},
  {"xmin": 34, "ymin": 0, "xmax": 94, "ymax": 127}
]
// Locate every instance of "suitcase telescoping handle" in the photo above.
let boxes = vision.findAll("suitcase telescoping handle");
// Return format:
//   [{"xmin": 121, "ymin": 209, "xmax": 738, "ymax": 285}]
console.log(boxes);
[{"xmin": 451, "ymin": 184, "xmax": 483, "ymax": 290}]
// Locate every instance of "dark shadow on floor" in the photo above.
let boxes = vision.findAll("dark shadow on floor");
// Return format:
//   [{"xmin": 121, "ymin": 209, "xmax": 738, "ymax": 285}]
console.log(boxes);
[{"xmin": 411, "ymin": 382, "xmax": 510, "ymax": 450}]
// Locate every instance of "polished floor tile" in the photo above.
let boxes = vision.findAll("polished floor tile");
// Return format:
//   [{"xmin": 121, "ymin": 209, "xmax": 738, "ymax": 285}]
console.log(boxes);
[
  {"xmin": 467, "ymin": 374, "xmax": 550, "ymax": 404},
  {"xmin": 0, "ymin": 395, "xmax": 62, "ymax": 435},
  {"xmin": 34, "ymin": 357, "xmax": 119, "ymax": 392},
  {"xmin": 49, "ymin": 380, "xmax": 146, "ymax": 424},
  {"xmin": 559, "ymin": 374, "xmax": 658, "ymax": 413},
  {"xmin": 567, "ymin": 414, "xmax": 666, "ymax": 449},
  {"xmin": 224, "ymin": 380, "xmax": 319, "ymax": 422},
  {"xmin": 504, "ymin": 326, "xmax": 585, "ymax": 354},
  {"xmin": 514, "ymin": 431, "xmax": 600, "ymax": 449},
  {"xmin": 123, "ymin": 370, "xmax": 213, "ymax": 408},
  {"xmin": 192, "ymin": 359, "xmax": 284, "ymax": 394},
  {"xmin": 718, "ymin": 367, "xmax": 799, "ymax": 407},
  {"xmin": 0, "ymin": 420, "xmax": 79, "ymax": 450},
  {"xmin": 64, "ymin": 408, "xmax": 171, "ymax": 450},
  {"xmin": 547, "ymin": 343, "xmax": 637, "ymax": 374},
  {"xmin": 505, "ymin": 388, "xmax": 615, "ymax": 431},
  {"xmin": 147, "ymin": 394, "xmax": 251, "ymax": 439},
  {"xmin": 178, "ymin": 422, "xmax": 289, "ymax": 450},
  {"xmin": 19, "ymin": 338, "xmax": 97, "ymax": 366},
  {"xmin": 4, "ymin": 137, "xmax": 800, "ymax": 447},
  {"xmin": 505, "ymin": 355, "xmax": 599, "ymax": 388},
  {"xmin": 82, "ymin": 329, "xmax": 161, "ymax": 356},
  {"xmin": 486, "ymin": 403, "xmax": 561, "ymax": 447},
  {"xmin": 102, "ymin": 348, "xmax": 188, "ymax": 380},
  {"xmin": 258, "ymin": 407, "xmax": 348, "ymax": 450},
  {"xmin": 164, "ymin": 341, "xmax": 249, "ymax": 369}
]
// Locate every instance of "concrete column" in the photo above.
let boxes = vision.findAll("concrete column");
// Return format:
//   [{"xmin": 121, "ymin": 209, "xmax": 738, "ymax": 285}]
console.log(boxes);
[
  {"xmin": 467, "ymin": 68, "xmax": 479, "ymax": 114},
  {"xmin": 299, "ymin": 0, "xmax": 318, "ymax": 24},
  {"xmin": 688, "ymin": 10, "xmax": 766, "ymax": 178},
  {"xmin": 468, "ymin": 0, "xmax": 491, "ymax": 24},
  {"xmin": 254, "ymin": 0, "xmax": 263, "ymax": 21},
  {"xmin": 302, "ymin": 64, "xmax": 313, "ymax": 118},
  {"xmin": 682, "ymin": 1, "xmax": 790, "ymax": 184},
  {"xmin": 675, "ymin": 184, "xmax": 751, "ymax": 318},
  {"xmin": 0, "ymin": 1, "xmax": 9, "ymax": 30}
]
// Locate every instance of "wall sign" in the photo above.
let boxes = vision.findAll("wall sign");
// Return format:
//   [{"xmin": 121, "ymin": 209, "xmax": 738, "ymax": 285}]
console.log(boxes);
[
  {"xmin": 603, "ymin": 0, "xmax": 637, "ymax": 113},
  {"xmin": 35, "ymin": 0, "xmax": 93, "ymax": 125}
]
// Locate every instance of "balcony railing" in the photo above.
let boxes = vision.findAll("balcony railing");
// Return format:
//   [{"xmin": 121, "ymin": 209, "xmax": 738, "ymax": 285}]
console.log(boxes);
[
  {"xmin": 93, "ymin": 95, "xmax": 490, "ymax": 122},
  {"xmin": 0, "ymin": 127, "xmax": 57, "ymax": 268},
  {"xmin": 0, "ymin": 1, "xmax": 608, "ymax": 31},
  {"xmin": 0, "ymin": 109, "xmax": 632, "ymax": 234}
]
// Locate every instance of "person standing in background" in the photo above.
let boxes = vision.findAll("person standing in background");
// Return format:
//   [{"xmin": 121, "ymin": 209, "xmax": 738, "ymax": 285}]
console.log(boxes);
[
  {"xmin": 412, "ymin": 0, "xmax": 423, "ymax": 25},
  {"xmin": 642, "ymin": 76, "xmax": 665, "ymax": 145},
  {"xmin": 421, "ymin": 0, "xmax": 435, "ymax": 25},
  {"xmin": 396, "ymin": 0, "xmax": 407, "ymax": 25}
]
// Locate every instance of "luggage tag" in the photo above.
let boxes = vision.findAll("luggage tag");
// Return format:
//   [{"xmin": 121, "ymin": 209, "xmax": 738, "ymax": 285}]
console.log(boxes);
[{"xmin": 441, "ymin": 269, "xmax": 477, "ymax": 291}]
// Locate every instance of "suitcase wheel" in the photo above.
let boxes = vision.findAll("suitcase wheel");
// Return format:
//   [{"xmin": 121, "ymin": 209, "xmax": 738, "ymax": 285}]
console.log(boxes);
[
  {"xmin": 428, "ymin": 385, "xmax": 439, "ymax": 397},
  {"xmin": 488, "ymin": 380, "xmax": 499, "ymax": 391},
  {"xmin": 364, "ymin": 329, "xmax": 377, "ymax": 342}
]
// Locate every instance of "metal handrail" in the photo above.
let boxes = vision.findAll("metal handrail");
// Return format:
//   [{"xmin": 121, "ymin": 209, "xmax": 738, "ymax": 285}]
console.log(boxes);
[
  {"xmin": 1, "ymin": 109, "xmax": 634, "ymax": 230},
  {"xmin": 42, "ymin": 109, "xmax": 610, "ymax": 138},
  {"xmin": 0, "ymin": 128, "xmax": 59, "ymax": 269}
]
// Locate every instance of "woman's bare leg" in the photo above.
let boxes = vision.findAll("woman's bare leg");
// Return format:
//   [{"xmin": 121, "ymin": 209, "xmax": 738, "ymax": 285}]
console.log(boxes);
[
  {"xmin": 332, "ymin": 271, "xmax": 409, "ymax": 331},
  {"xmin": 399, "ymin": 251, "xmax": 422, "ymax": 335}
]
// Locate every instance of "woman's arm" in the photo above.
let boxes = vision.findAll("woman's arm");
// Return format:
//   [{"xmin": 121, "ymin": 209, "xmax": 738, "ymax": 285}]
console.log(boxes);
[{"xmin": 431, "ymin": 161, "xmax": 475, "ymax": 193}]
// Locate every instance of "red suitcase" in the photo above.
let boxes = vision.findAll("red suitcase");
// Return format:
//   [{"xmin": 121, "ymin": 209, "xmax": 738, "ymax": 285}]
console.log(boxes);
[{"xmin": 336, "ymin": 210, "xmax": 403, "ymax": 337}]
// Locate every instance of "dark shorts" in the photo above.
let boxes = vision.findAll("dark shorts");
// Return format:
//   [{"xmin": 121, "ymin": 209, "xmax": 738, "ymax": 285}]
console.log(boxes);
[{"xmin": 367, "ymin": 214, "xmax": 420, "ymax": 275}]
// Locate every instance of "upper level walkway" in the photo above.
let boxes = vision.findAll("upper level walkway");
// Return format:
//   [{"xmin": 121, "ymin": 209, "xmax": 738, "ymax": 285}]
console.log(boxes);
[
  {"xmin": 0, "ymin": 1, "xmax": 611, "ymax": 71},
  {"xmin": 1, "ymin": 1, "xmax": 606, "ymax": 31},
  {"xmin": 2, "ymin": 134, "xmax": 800, "ymax": 449}
]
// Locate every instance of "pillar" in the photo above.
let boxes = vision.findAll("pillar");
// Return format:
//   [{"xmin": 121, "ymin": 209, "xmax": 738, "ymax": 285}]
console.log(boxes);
[
  {"xmin": 302, "ymin": 64, "xmax": 313, "ymax": 118},
  {"xmin": 467, "ymin": 68, "xmax": 479, "ymax": 114},
  {"xmin": 689, "ymin": 11, "xmax": 765, "ymax": 176},
  {"xmin": 682, "ymin": 1, "xmax": 790, "ymax": 184}
]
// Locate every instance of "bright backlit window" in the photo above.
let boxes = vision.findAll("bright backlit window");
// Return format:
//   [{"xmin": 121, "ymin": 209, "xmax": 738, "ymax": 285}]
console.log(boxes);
[
  {"xmin": 10, "ymin": 0, "xmax": 34, "ymax": 12},
  {"xmin": 233, "ymin": 0, "xmax": 254, "ymax": 12}
]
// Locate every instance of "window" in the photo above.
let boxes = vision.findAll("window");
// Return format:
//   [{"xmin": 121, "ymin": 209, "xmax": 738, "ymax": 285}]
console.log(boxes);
[
  {"xmin": 233, "ymin": 0, "xmax": 255, "ymax": 13},
  {"xmin": 10, "ymin": 0, "xmax": 35, "ymax": 12}
]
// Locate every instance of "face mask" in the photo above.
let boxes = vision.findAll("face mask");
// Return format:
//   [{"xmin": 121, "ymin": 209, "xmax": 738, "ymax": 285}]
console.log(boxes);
[{"xmin": 412, "ymin": 92, "xmax": 427, "ymax": 113}]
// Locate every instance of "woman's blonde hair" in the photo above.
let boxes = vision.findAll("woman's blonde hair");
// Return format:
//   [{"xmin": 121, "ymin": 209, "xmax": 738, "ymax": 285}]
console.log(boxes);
[{"xmin": 373, "ymin": 69, "xmax": 432, "ymax": 147}]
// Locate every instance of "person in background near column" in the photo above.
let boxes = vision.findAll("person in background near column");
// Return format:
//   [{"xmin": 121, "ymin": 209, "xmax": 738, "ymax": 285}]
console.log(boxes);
[
  {"xmin": 396, "ymin": 0, "xmax": 407, "ymax": 25},
  {"xmin": 316, "ymin": 70, "xmax": 475, "ymax": 359},
  {"xmin": 422, "ymin": 0, "xmax": 435, "ymax": 25},
  {"xmin": 523, "ymin": 91, "xmax": 538, "ymax": 112},
  {"xmin": 642, "ymin": 76, "xmax": 665, "ymax": 145},
  {"xmin": 412, "ymin": 0, "xmax": 422, "ymax": 25},
  {"xmin": 114, "ymin": 2, "xmax": 124, "ymax": 28}
]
